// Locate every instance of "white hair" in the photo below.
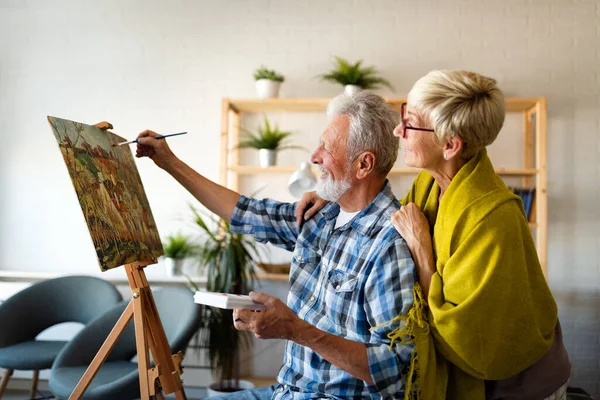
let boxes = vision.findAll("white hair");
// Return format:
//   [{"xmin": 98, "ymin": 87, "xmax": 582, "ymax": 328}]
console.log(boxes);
[
  {"xmin": 327, "ymin": 91, "xmax": 399, "ymax": 176},
  {"xmin": 408, "ymin": 70, "xmax": 506, "ymax": 157}
]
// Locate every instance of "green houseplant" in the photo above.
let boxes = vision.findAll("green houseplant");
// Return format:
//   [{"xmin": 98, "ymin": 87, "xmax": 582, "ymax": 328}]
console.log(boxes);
[
  {"xmin": 162, "ymin": 233, "xmax": 198, "ymax": 276},
  {"xmin": 237, "ymin": 116, "xmax": 297, "ymax": 167},
  {"xmin": 253, "ymin": 66, "xmax": 285, "ymax": 99},
  {"xmin": 319, "ymin": 56, "xmax": 395, "ymax": 95},
  {"xmin": 187, "ymin": 206, "xmax": 259, "ymax": 393}
]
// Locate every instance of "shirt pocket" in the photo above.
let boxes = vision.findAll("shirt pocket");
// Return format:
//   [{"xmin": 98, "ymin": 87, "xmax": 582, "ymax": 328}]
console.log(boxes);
[
  {"xmin": 292, "ymin": 244, "xmax": 321, "ymax": 265},
  {"xmin": 324, "ymin": 269, "xmax": 359, "ymax": 328},
  {"xmin": 289, "ymin": 246, "xmax": 321, "ymax": 298}
]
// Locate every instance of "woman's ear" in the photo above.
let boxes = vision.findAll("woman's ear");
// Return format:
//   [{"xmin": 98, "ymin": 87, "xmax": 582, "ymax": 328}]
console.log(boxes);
[
  {"xmin": 355, "ymin": 152, "xmax": 376, "ymax": 179},
  {"xmin": 444, "ymin": 136, "xmax": 464, "ymax": 160}
]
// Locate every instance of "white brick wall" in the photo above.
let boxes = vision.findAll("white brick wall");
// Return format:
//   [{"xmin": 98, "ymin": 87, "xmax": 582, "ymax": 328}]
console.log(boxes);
[{"xmin": 0, "ymin": 0, "xmax": 598, "ymax": 395}]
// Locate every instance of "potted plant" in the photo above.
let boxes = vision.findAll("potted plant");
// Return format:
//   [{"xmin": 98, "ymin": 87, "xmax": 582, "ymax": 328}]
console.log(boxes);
[
  {"xmin": 319, "ymin": 56, "xmax": 395, "ymax": 95},
  {"xmin": 238, "ymin": 116, "xmax": 297, "ymax": 167},
  {"xmin": 187, "ymin": 206, "xmax": 259, "ymax": 395},
  {"xmin": 162, "ymin": 233, "xmax": 198, "ymax": 277},
  {"xmin": 253, "ymin": 66, "xmax": 285, "ymax": 99}
]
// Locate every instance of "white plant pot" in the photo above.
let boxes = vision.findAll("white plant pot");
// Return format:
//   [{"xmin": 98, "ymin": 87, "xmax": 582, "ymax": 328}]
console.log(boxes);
[
  {"xmin": 344, "ymin": 84, "xmax": 362, "ymax": 96},
  {"xmin": 164, "ymin": 257, "xmax": 184, "ymax": 277},
  {"xmin": 255, "ymin": 79, "xmax": 281, "ymax": 99},
  {"xmin": 206, "ymin": 379, "xmax": 255, "ymax": 397},
  {"xmin": 259, "ymin": 148, "xmax": 277, "ymax": 168}
]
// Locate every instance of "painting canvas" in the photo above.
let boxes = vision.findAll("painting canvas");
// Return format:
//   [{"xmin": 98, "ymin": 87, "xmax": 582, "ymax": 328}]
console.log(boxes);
[{"xmin": 48, "ymin": 116, "xmax": 163, "ymax": 271}]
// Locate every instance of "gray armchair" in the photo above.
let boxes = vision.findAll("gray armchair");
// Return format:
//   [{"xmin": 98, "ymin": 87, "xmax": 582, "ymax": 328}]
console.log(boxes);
[
  {"xmin": 49, "ymin": 286, "xmax": 202, "ymax": 399},
  {"xmin": 0, "ymin": 275, "xmax": 123, "ymax": 398}
]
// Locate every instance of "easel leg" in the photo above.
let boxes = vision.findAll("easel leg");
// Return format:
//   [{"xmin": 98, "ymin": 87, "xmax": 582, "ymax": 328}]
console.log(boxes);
[
  {"xmin": 133, "ymin": 290, "xmax": 151, "ymax": 400},
  {"xmin": 126, "ymin": 263, "xmax": 187, "ymax": 400},
  {"xmin": 142, "ymin": 292, "xmax": 187, "ymax": 399},
  {"xmin": 68, "ymin": 263, "xmax": 187, "ymax": 400},
  {"xmin": 69, "ymin": 301, "xmax": 135, "ymax": 400}
]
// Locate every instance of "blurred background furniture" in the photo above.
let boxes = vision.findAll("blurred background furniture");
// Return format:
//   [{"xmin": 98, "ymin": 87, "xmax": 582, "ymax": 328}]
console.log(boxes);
[
  {"xmin": 220, "ymin": 97, "xmax": 549, "ymax": 275},
  {"xmin": 49, "ymin": 286, "xmax": 201, "ymax": 400},
  {"xmin": 0, "ymin": 276, "xmax": 123, "ymax": 399}
]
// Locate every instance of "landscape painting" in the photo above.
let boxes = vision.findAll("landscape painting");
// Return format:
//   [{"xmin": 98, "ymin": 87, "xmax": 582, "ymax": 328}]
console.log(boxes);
[{"xmin": 48, "ymin": 116, "xmax": 163, "ymax": 271}]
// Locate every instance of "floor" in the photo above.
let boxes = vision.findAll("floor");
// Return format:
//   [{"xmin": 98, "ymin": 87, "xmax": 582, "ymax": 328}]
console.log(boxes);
[
  {"xmin": 4, "ymin": 386, "xmax": 595, "ymax": 400},
  {"xmin": 1, "ymin": 386, "xmax": 208, "ymax": 400}
]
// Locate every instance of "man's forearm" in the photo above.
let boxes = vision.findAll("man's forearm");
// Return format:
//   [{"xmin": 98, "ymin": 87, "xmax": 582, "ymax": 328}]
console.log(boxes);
[
  {"xmin": 291, "ymin": 321, "xmax": 374, "ymax": 384},
  {"xmin": 162, "ymin": 157, "xmax": 240, "ymax": 222}
]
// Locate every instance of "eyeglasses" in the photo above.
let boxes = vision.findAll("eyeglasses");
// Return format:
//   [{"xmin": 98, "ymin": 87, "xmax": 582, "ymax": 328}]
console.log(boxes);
[{"xmin": 399, "ymin": 102, "xmax": 435, "ymax": 138}]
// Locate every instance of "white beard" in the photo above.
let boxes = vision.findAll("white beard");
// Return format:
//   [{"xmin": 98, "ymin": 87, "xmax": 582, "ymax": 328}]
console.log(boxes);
[{"xmin": 316, "ymin": 168, "xmax": 351, "ymax": 202}]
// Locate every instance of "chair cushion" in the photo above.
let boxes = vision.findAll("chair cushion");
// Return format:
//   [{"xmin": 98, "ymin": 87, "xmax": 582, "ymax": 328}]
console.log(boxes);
[
  {"xmin": 0, "ymin": 340, "xmax": 67, "ymax": 370},
  {"xmin": 50, "ymin": 361, "xmax": 140, "ymax": 400}
]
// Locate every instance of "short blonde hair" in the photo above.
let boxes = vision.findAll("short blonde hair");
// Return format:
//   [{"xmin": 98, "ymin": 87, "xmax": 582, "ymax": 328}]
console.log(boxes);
[{"xmin": 408, "ymin": 70, "xmax": 506, "ymax": 157}]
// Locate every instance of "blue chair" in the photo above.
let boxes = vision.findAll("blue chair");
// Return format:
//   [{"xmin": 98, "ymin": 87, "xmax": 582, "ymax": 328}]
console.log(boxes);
[
  {"xmin": 0, "ymin": 276, "xmax": 123, "ymax": 398},
  {"xmin": 49, "ymin": 286, "xmax": 202, "ymax": 400}
]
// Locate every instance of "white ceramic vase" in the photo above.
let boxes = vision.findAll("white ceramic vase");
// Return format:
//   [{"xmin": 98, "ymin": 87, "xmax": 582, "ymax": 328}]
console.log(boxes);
[
  {"xmin": 259, "ymin": 148, "xmax": 276, "ymax": 168},
  {"xmin": 344, "ymin": 84, "xmax": 362, "ymax": 95},
  {"xmin": 164, "ymin": 257, "xmax": 184, "ymax": 277},
  {"xmin": 255, "ymin": 79, "xmax": 281, "ymax": 99}
]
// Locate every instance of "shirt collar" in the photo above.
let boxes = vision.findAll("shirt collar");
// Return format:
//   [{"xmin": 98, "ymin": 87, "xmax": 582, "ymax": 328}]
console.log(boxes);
[{"xmin": 321, "ymin": 180, "xmax": 397, "ymax": 235}]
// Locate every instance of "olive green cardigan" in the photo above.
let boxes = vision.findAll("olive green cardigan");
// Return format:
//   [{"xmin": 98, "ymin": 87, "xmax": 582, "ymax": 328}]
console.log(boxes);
[{"xmin": 390, "ymin": 149, "xmax": 556, "ymax": 399}]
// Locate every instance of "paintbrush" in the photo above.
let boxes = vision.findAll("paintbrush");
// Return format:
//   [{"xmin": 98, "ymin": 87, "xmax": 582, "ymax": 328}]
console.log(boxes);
[{"xmin": 112, "ymin": 132, "xmax": 187, "ymax": 147}]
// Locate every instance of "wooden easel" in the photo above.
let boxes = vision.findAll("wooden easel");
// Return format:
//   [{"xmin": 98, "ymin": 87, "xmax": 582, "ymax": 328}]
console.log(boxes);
[{"xmin": 69, "ymin": 262, "xmax": 187, "ymax": 400}]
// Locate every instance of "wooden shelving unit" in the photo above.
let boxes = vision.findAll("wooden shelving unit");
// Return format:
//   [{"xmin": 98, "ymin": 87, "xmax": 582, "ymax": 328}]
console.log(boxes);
[
  {"xmin": 229, "ymin": 165, "xmax": 539, "ymax": 176},
  {"xmin": 220, "ymin": 97, "xmax": 548, "ymax": 275}
]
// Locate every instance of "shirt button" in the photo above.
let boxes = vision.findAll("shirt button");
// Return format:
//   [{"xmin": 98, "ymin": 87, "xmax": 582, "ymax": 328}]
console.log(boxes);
[
  {"xmin": 335, "ymin": 284, "xmax": 341, "ymax": 290},
  {"xmin": 283, "ymin": 384, "xmax": 288, "ymax": 389},
  {"xmin": 310, "ymin": 296, "xmax": 316, "ymax": 302}
]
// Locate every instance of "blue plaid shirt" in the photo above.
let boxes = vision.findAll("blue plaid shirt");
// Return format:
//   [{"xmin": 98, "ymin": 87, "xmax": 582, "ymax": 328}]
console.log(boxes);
[{"xmin": 230, "ymin": 181, "xmax": 416, "ymax": 399}]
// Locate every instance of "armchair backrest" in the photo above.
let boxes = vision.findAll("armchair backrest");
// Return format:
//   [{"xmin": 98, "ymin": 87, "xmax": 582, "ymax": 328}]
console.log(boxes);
[
  {"xmin": 0, "ymin": 275, "xmax": 122, "ymax": 346},
  {"xmin": 52, "ymin": 285, "xmax": 201, "ymax": 368},
  {"xmin": 153, "ymin": 287, "xmax": 202, "ymax": 354}
]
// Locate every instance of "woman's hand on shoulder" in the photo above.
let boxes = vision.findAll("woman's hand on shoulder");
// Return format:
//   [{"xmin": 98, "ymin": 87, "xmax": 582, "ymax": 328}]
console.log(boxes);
[
  {"xmin": 392, "ymin": 203, "xmax": 436, "ymax": 297},
  {"xmin": 295, "ymin": 191, "xmax": 328, "ymax": 226},
  {"xmin": 391, "ymin": 203, "xmax": 431, "ymax": 249}
]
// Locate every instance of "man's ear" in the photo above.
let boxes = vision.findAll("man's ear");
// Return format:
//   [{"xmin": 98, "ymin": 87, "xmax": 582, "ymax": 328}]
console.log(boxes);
[
  {"xmin": 355, "ymin": 152, "xmax": 376, "ymax": 179},
  {"xmin": 444, "ymin": 136, "xmax": 464, "ymax": 160}
]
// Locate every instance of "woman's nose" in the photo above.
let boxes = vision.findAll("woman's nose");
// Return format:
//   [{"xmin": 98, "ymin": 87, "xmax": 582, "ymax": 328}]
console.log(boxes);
[{"xmin": 393, "ymin": 124, "xmax": 404, "ymax": 138}]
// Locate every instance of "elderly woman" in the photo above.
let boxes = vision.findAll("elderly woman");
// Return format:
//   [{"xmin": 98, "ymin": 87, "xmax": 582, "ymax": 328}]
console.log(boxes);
[{"xmin": 296, "ymin": 70, "xmax": 570, "ymax": 399}]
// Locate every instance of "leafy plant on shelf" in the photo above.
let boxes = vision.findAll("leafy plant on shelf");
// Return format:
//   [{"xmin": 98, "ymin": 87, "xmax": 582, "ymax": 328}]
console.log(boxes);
[
  {"xmin": 319, "ymin": 56, "xmax": 395, "ymax": 91},
  {"xmin": 253, "ymin": 66, "xmax": 285, "ymax": 82},
  {"xmin": 237, "ymin": 115, "xmax": 298, "ymax": 151},
  {"xmin": 187, "ymin": 205, "xmax": 259, "ymax": 391},
  {"xmin": 162, "ymin": 232, "xmax": 197, "ymax": 259}
]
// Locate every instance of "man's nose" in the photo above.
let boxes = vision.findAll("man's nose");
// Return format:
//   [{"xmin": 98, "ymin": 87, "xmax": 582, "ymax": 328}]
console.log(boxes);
[{"xmin": 310, "ymin": 149, "xmax": 319, "ymax": 164}]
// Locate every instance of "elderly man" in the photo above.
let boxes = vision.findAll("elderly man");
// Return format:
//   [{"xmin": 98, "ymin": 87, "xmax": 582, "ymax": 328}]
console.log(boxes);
[{"xmin": 136, "ymin": 92, "xmax": 417, "ymax": 399}]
